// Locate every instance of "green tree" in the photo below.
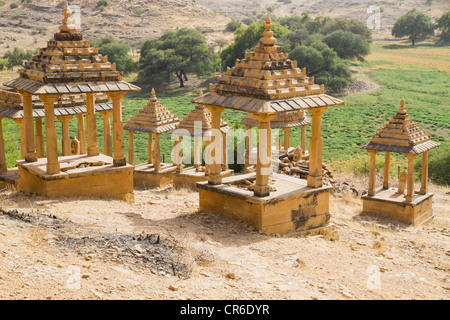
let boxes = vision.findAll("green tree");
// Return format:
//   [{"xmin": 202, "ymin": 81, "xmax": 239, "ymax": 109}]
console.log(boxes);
[
  {"xmin": 226, "ymin": 18, "xmax": 242, "ymax": 32},
  {"xmin": 322, "ymin": 30, "xmax": 370, "ymax": 61},
  {"xmin": 290, "ymin": 41, "xmax": 352, "ymax": 92},
  {"xmin": 220, "ymin": 21, "xmax": 290, "ymax": 69},
  {"xmin": 139, "ymin": 28, "xmax": 215, "ymax": 87},
  {"xmin": 436, "ymin": 11, "xmax": 450, "ymax": 44},
  {"xmin": 90, "ymin": 36, "xmax": 137, "ymax": 75},
  {"xmin": 319, "ymin": 17, "xmax": 372, "ymax": 42},
  {"xmin": 392, "ymin": 9, "xmax": 435, "ymax": 45},
  {"xmin": 3, "ymin": 47, "xmax": 36, "ymax": 69}
]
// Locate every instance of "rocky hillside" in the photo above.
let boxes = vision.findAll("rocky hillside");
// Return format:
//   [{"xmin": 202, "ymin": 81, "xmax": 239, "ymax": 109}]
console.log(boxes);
[
  {"xmin": 0, "ymin": 0, "xmax": 232, "ymax": 56},
  {"xmin": 198, "ymin": 0, "xmax": 450, "ymax": 40}
]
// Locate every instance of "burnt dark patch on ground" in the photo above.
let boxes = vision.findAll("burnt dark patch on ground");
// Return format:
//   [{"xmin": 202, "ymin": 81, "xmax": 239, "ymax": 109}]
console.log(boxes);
[
  {"xmin": 0, "ymin": 209, "xmax": 70, "ymax": 229},
  {"xmin": 0, "ymin": 209, "xmax": 193, "ymax": 279},
  {"xmin": 56, "ymin": 232, "xmax": 193, "ymax": 279}
]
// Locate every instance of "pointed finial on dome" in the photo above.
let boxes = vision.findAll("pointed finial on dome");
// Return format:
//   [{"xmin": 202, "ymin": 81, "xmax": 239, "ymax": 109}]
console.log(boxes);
[
  {"xmin": 199, "ymin": 89, "xmax": 204, "ymax": 97},
  {"xmin": 59, "ymin": 1, "xmax": 77, "ymax": 32},
  {"xmin": 259, "ymin": 13, "xmax": 277, "ymax": 46},
  {"xmin": 149, "ymin": 88, "xmax": 158, "ymax": 102},
  {"xmin": 398, "ymin": 97, "xmax": 407, "ymax": 114}
]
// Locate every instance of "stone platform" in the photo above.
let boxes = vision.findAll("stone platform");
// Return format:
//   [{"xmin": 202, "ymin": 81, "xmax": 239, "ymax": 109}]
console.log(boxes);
[
  {"xmin": 0, "ymin": 168, "xmax": 19, "ymax": 190},
  {"xmin": 362, "ymin": 188, "xmax": 433, "ymax": 226},
  {"xmin": 133, "ymin": 163, "xmax": 177, "ymax": 188},
  {"xmin": 173, "ymin": 167, "xmax": 234, "ymax": 190},
  {"xmin": 197, "ymin": 173, "xmax": 331, "ymax": 234},
  {"xmin": 16, "ymin": 154, "xmax": 134, "ymax": 201}
]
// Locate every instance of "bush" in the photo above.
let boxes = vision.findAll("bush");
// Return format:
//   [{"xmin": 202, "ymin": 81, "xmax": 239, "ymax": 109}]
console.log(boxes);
[
  {"xmin": 0, "ymin": 1, "xmax": 6, "ymax": 7},
  {"xmin": 10, "ymin": 3, "xmax": 19, "ymax": 9},
  {"xmin": 3, "ymin": 47, "xmax": 36, "ymax": 68},
  {"xmin": 226, "ymin": 18, "xmax": 242, "ymax": 32},
  {"xmin": 322, "ymin": 30, "xmax": 370, "ymax": 61},
  {"xmin": 0, "ymin": 59, "xmax": 7, "ymax": 71},
  {"xmin": 97, "ymin": 0, "xmax": 107, "ymax": 7},
  {"xmin": 289, "ymin": 42, "xmax": 352, "ymax": 92}
]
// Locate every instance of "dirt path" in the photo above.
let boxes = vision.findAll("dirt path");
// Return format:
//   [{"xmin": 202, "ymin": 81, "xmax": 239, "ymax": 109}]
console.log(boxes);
[
  {"xmin": 0, "ymin": 178, "xmax": 448, "ymax": 300},
  {"xmin": 341, "ymin": 66, "xmax": 382, "ymax": 97}
]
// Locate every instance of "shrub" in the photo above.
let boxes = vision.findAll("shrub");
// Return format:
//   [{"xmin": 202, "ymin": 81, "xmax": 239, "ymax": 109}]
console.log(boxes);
[
  {"xmin": 0, "ymin": 1, "xmax": 5, "ymax": 7},
  {"xmin": 0, "ymin": 59, "xmax": 7, "ymax": 71},
  {"xmin": 97, "ymin": 0, "xmax": 107, "ymax": 7},
  {"xmin": 3, "ymin": 47, "xmax": 36, "ymax": 68},
  {"xmin": 226, "ymin": 18, "xmax": 242, "ymax": 32},
  {"xmin": 10, "ymin": 3, "xmax": 19, "ymax": 9}
]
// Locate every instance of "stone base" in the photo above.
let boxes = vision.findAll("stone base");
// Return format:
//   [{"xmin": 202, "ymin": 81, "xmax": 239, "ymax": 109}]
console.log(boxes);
[
  {"xmin": 362, "ymin": 188, "xmax": 433, "ymax": 226},
  {"xmin": 198, "ymin": 173, "xmax": 331, "ymax": 234},
  {"xmin": 173, "ymin": 167, "xmax": 234, "ymax": 190},
  {"xmin": 0, "ymin": 168, "xmax": 19, "ymax": 190},
  {"xmin": 133, "ymin": 163, "xmax": 177, "ymax": 188},
  {"xmin": 16, "ymin": 154, "xmax": 134, "ymax": 201}
]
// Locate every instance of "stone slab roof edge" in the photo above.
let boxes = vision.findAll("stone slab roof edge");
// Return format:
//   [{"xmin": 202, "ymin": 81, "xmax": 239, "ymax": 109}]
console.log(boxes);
[
  {"xmin": 0, "ymin": 102, "xmax": 112, "ymax": 119},
  {"xmin": 192, "ymin": 92, "xmax": 344, "ymax": 114},
  {"xmin": 3, "ymin": 78, "xmax": 141, "ymax": 95},
  {"xmin": 360, "ymin": 140, "xmax": 440, "ymax": 154}
]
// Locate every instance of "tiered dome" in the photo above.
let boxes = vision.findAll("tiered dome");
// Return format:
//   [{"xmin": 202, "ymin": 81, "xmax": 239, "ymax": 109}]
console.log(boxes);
[
  {"xmin": 176, "ymin": 91, "xmax": 229, "ymax": 136},
  {"xmin": 241, "ymin": 109, "xmax": 310, "ymax": 128},
  {"xmin": 361, "ymin": 99, "xmax": 440, "ymax": 154},
  {"xmin": 4, "ymin": 2, "xmax": 139, "ymax": 95},
  {"xmin": 124, "ymin": 89, "xmax": 180, "ymax": 134},
  {"xmin": 193, "ymin": 13, "xmax": 343, "ymax": 114}
]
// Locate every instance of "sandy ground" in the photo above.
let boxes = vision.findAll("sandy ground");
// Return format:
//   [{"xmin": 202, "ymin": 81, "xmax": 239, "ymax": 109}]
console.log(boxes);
[{"xmin": 0, "ymin": 176, "xmax": 448, "ymax": 300}]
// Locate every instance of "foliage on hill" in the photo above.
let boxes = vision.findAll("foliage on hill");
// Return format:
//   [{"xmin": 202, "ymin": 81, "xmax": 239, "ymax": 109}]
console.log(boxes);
[
  {"xmin": 138, "ymin": 28, "xmax": 217, "ymax": 87},
  {"xmin": 436, "ymin": 11, "xmax": 450, "ymax": 44},
  {"xmin": 220, "ymin": 14, "xmax": 372, "ymax": 92},
  {"xmin": 2, "ymin": 47, "xmax": 37, "ymax": 70}
]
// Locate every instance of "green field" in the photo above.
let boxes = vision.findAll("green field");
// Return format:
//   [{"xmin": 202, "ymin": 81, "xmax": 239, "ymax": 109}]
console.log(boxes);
[{"xmin": 2, "ymin": 42, "xmax": 449, "ymax": 178}]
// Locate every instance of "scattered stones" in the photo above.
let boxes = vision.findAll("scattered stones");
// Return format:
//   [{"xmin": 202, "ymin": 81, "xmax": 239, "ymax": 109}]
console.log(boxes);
[{"xmin": 226, "ymin": 272, "xmax": 237, "ymax": 280}]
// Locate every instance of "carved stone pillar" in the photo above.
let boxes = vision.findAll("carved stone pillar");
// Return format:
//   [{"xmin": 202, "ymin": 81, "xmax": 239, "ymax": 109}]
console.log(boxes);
[
  {"xmin": 76, "ymin": 113, "xmax": 86, "ymax": 154},
  {"xmin": 307, "ymin": 107, "xmax": 327, "ymax": 188},
  {"xmin": 107, "ymin": 92, "xmax": 127, "ymax": 166},
  {"xmin": 21, "ymin": 91, "xmax": 37, "ymax": 162},
  {"xmin": 35, "ymin": 118, "xmax": 45, "ymax": 158},
  {"xmin": 253, "ymin": 114, "xmax": 275, "ymax": 197},
  {"xmin": 39, "ymin": 95, "xmax": 61, "ymax": 174},
  {"xmin": 86, "ymin": 93, "xmax": 99, "ymax": 157},
  {"xmin": 420, "ymin": 151, "xmax": 428, "ymax": 195},
  {"xmin": 56, "ymin": 115, "xmax": 73, "ymax": 156},
  {"xmin": 368, "ymin": 150, "xmax": 379, "ymax": 196},
  {"xmin": 205, "ymin": 105, "xmax": 224, "ymax": 185},
  {"xmin": 99, "ymin": 110, "xmax": 113, "ymax": 157},
  {"xmin": 126, "ymin": 130, "xmax": 134, "ymax": 165}
]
